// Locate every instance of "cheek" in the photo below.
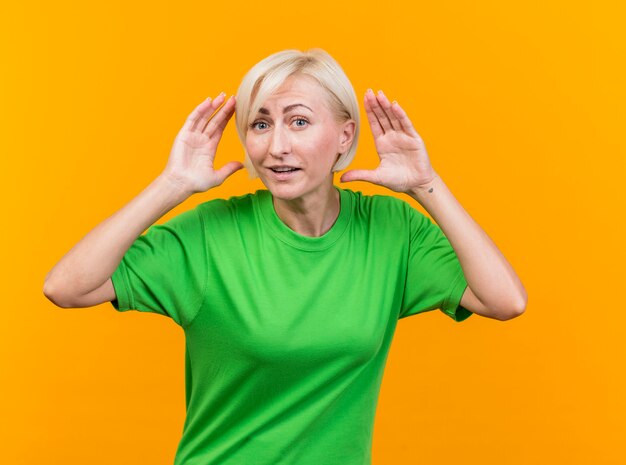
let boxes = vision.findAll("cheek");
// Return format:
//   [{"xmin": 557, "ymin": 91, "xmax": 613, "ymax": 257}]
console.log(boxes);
[
  {"xmin": 313, "ymin": 130, "xmax": 340, "ymax": 161},
  {"xmin": 245, "ymin": 136, "xmax": 263, "ymax": 159},
  {"xmin": 302, "ymin": 126, "xmax": 336, "ymax": 151}
]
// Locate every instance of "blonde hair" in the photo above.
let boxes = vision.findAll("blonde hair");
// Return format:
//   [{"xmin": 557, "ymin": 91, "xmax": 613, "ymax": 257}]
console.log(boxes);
[{"xmin": 234, "ymin": 48, "xmax": 360, "ymax": 179}]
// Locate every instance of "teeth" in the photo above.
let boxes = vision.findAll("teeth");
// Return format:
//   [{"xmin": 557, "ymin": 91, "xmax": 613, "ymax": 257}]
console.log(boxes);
[{"xmin": 273, "ymin": 168, "xmax": 297, "ymax": 172}]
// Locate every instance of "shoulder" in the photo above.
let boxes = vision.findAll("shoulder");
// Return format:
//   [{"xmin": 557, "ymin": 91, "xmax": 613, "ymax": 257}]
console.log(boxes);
[
  {"xmin": 197, "ymin": 190, "xmax": 259, "ymax": 218},
  {"xmin": 341, "ymin": 187, "xmax": 415, "ymax": 223}
]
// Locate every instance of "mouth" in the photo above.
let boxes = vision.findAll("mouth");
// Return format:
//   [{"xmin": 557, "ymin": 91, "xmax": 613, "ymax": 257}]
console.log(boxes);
[{"xmin": 267, "ymin": 167, "xmax": 302, "ymax": 180}]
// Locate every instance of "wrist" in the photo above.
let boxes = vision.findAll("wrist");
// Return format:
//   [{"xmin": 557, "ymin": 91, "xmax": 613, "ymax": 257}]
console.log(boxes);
[
  {"xmin": 407, "ymin": 173, "xmax": 441, "ymax": 199},
  {"xmin": 154, "ymin": 173, "xmax": 194, "ymax": 204}
]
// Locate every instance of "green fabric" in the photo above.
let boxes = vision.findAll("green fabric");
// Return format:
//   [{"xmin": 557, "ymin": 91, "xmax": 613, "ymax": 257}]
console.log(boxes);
[{"xmin": 110, "ymin": 185, "xmax": 472, "ymax": 465}]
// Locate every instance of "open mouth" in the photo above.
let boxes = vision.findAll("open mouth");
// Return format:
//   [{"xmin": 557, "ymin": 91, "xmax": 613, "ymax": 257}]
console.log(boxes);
[
  {"xmin": 269, "ymin": 167, "xmax": 301, "ymax": 173},
  {"xmin": 268, "ymin": 167, "xmax": 302, "ymax": 179}
]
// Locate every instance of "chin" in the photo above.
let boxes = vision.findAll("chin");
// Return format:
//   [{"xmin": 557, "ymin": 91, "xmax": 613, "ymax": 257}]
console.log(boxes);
[{"xmin": 265, "ymin": 183, "xmax": 306, "ymax": 201}]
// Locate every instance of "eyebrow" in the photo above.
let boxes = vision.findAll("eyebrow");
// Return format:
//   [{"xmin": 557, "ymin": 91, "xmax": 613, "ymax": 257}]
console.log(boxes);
[{"xmin": 258, "ymin": 103, "xmax": 314, "ymax": 115}]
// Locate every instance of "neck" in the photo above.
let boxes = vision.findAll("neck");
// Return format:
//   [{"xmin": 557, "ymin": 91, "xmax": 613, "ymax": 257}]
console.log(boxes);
[{"xmin": 272, "ymin": 183, "xmax": 340, "ymax": 237}]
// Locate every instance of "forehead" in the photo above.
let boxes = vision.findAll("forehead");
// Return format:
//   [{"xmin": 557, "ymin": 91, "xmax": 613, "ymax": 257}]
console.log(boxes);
[{"xmin": 258, "ymin": 74, "xmax": 330, "ymax": 112}]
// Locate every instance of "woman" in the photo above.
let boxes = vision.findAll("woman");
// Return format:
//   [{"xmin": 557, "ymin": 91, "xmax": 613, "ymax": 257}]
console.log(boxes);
[{"xmin": 44, "ymin": 49, "xmax": 527, "ymax": 465}]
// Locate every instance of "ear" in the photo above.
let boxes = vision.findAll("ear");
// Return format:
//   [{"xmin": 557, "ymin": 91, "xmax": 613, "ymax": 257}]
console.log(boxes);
[{"xmin": 338, "ymin": 119, "xmax": 356, "ymax": 153}]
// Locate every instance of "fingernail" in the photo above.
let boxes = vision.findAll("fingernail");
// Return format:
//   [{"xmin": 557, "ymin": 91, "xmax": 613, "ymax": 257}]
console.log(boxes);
[
  {"xmin": 377, "ymin": 90, "xmax": 383, "ymax": 95},
  {"xmin": 392, "ymin": 100, "xmax": 398, "ymax": 105},
  {"xmin": 366, "ymin": 88, "xmax": 374, "ymax": 94}
]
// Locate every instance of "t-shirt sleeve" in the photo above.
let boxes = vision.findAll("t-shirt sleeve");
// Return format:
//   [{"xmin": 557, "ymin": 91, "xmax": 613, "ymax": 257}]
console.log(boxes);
[
  {"xmin": 108, "ymin": 205, "xmax": 208, "ymax": 328},
  {"xmin": 398, "ymin": 204, "xmax": 473, "ymax": 322}
]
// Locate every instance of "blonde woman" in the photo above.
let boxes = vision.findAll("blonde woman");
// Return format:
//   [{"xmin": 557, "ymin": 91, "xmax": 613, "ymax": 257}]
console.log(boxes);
[{"xmin": 44, "ymin": 48, "xmax": 527, "ymax": 465}]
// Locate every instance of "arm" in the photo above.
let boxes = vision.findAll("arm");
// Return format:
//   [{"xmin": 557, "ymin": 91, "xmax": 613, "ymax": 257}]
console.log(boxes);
[
  {"xmin": 340, "ymin": 88, "xmax": 527, "ymax": 321},
  {"xmin": 43, "ymin": 175, "xmax": 191, "ymax": 308},
  {"xmin": 407, "ymin": 174, "xmax": 527, "ymax": 320},
  {"xmin": 44, "ymin": 93, "xmax": 243, "ymax": 308}
]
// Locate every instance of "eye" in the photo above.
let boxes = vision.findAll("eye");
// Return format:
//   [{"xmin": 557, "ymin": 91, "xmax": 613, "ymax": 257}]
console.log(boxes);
[
  {"xmin": 292, "ymin": 117, "xmax": 309, "ymax": 128},
  {"xmin": 250, "ymin": 121, "xmax": 268, "ymax": 130}
]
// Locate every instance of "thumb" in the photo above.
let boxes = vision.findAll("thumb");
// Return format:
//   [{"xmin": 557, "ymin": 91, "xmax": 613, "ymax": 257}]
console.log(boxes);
[
  {"xmin": 340, "ymin": 169, "xmax": 380, "ymax": 185},
  {"xmin": 215, "ymin": 161, "xmax": 244, "ymax": 184}
]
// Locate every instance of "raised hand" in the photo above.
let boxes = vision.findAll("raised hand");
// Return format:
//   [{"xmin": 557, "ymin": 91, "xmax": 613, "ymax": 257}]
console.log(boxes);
[
  {"xmin": 162, "ymin": 93, "xmax": 243, "ymax": 194},
  {"xmin": 340, "ymin": 89, "xmax": 438, "ymax": 194}
]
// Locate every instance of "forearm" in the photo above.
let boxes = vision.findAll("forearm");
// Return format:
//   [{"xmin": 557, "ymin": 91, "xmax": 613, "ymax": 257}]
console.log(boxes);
[
  {"xmin": 407, "ymin": 174, "xmax": 527, "ymax": 315},
  {"xmin": 44, "ymin": 174, "xmax": 192, "ymax": 300}
]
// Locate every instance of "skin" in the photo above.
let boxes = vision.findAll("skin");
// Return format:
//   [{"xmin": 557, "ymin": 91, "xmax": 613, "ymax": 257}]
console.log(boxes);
[
  {"xmin": 245, "ymin": 74, "xmax": 356, "ymax": 237},
  {"xmin": 44, "ymin": 74, "xmax": 527, "ymax": 320},
  {"xmin": 176, "ymin": 79, "xmax": 526, "ymax": 320},
  {"xmin": 341, "ymin": 88, "xmax": 528, "ymax": 319}
]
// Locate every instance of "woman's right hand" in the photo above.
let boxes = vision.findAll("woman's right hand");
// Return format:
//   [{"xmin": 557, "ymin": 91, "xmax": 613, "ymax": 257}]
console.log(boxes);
[{"xmin": 161, "ymin": 93, "xmax": 244, "ymax": 195}]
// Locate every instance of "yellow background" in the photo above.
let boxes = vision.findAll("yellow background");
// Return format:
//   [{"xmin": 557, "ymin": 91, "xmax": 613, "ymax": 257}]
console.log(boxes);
[{"xmin": 2, "ymin": 0, "xmax": 624, "ymax": 463}]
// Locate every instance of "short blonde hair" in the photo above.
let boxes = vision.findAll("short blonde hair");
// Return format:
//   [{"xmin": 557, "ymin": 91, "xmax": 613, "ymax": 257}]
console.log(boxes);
[{"xmin": 234, "ymin": 48, "xmax": 360, "ymax": 179}]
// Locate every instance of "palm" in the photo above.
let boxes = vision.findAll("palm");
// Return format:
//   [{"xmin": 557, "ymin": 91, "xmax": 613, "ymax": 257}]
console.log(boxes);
[
  {"xmin": 340, "ymin": 89, "xmax": 437, "ymax": 193},
  {"xmin": 370, "ymin": 130, "xmax": 426, "ymax": 192},
  {"xmin": 162, "ymin": 93, "xmax": 243, "ymax": 194},
  {"xmin": 168, "ymin": 131, "xmax": 222, "ymax": 192}
]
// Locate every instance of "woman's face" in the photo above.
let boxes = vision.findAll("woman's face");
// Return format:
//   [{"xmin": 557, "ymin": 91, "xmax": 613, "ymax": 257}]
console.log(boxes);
[{"xmin": 245, "ymin": 74, "xmax": 354, "ymax": 203}]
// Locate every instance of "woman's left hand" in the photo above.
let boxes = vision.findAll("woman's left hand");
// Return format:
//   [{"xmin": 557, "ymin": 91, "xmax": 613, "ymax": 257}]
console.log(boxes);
[{"xmin": 340, "ymin": 89, "xmax": 438, "ymax": 193}]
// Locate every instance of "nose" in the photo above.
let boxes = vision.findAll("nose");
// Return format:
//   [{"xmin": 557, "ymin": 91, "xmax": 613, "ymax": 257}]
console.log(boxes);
[{"xmin": 268, "ymin": 124, "xmax": 290, "ymax": 158}]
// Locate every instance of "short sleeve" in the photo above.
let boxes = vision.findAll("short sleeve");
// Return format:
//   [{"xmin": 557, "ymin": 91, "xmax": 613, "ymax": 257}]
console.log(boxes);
[
  {"xmin": 398, "ymin": 204, "xmax": 473, "ymax": 322},
  {"xmin": 109, "ymin": 206, "xmax": 208, "ymax": 328}
]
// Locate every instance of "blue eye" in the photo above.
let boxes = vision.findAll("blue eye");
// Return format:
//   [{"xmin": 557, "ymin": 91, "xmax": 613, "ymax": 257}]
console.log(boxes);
[
  {"xmin": 250, "ymin": 121, "xmax": 268, "ymax": 130},
  {"xmin": 249, "ymin": 118, "xmax": 309, "ymax": 130}
]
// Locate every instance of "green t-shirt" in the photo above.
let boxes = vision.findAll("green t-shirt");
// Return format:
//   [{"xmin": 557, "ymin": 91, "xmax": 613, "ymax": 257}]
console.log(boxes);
[{"xmin": 110, "ymin": 185, "xmax": 471, "ymax": 465}]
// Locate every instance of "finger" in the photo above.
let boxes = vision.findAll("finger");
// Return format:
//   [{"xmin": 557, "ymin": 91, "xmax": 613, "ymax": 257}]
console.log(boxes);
[
  {"xmin": 181, "ymin": 94, "xmax": 223, "ymax": 133},
  {"xmin": 191, "ymin": 92, "xmax": 226, "ymax": 132},
  {"xmin": 180, "ymin": 97, "xmax": 213, "ymax": 133},
  {"xmin": 390, "ymin": 100, "xmax": 422, "ymax": 140},
  {"xmin": 214, "ymin": 160, "xmax": 244, "ymax": 185},
  {"xmin": 364, "ymin": 90, "xmax": 384, "ymax": 139},
  {"xmin": 369, "ymin": 90, "xmax": 392, "ymax": 133},
  {"xmin": 211, "ymin": 95, "xmax": 237, "ymax": 135},
  {"xmin": 202, "ymin": 95, "xmax": 236, "ymax": 137},
  {"xmin": 340, "ymin": 169, "xmax": 381, "ymax": 185},
  {"xmin": 202, "ymin": 95, "xmax": 235, "ymax": 135},
  {"xmin": 376, "ymin": 90, "xmax": 402, "ymax": 132}
]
